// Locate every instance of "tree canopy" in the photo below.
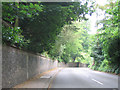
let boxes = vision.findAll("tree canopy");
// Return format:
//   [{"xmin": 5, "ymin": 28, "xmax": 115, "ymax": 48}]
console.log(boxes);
[
  {"xmin": 90, "ymin": 0, "xmax": 120, "ymax": 74},
  {"xmin": 2, "ymin": 1, "xmax": 119, "ymax": 74},
  {"xmin": 49, "ymin": 21, "xmax": 90, "ymax": 63},
  {"xmin": 2, "ymin": 1, "xmax": 94, "ymax": 53}
]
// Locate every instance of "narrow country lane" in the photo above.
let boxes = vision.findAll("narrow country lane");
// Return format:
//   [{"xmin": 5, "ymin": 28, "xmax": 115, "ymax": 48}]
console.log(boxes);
[{"xmin": 50, "ymin": 68, "xmax": 118, "ymax": 89}]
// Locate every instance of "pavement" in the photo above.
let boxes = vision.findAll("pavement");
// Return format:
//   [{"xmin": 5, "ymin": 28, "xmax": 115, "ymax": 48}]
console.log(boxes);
[
  {"xmin": 13, "ymin": 68, "xmax": 63, "ymax": 88},
  {"xmin": 13, "ymin": 67, "xmax": 119, "ymax": 89}
]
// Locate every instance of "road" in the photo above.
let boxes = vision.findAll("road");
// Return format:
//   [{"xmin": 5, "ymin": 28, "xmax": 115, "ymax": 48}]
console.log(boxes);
[
  {"xmin": 14, "ymin": 67, "xmax": 119, "ymax": 89},
  {"xmin": 49, "ymin": 68, "xmax": 118, "ymax": 89}
]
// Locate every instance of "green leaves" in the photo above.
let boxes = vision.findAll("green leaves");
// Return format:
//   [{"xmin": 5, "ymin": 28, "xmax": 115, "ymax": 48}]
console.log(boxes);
[
  {"xmin": 2, "ymin": 2, "xmax": 43, "ymax": 25},
  {"xmin": 48, "ymin": 20, "xmax": 91, "ymax": 63},
  {"xmin": 2, "ymin": 26, "xmax": 28, "ymax": 48},
  {"xmin": 2, "ymin": 2, "xmax": 95, "ymax": 63},
  {"xmin": 90, "ymin": 1, "xmax": 120, "ymax": 74}
]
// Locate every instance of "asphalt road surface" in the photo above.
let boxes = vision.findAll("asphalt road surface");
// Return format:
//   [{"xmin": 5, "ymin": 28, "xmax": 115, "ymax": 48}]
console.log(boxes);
[{"xmin": 50, "ymin": 68, "xmax": 118, "ymax": 89}]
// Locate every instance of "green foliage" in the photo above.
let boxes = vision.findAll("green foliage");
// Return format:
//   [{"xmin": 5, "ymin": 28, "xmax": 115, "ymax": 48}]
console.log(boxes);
[
  {"xmin": 2, "ymin": 2, "xmax": 43, "ymax": 48},
  {"xmin": 19, "ymin": 2, "xmax": 94, "ymax": 53},
  {"xmin": 2, "ymin": 2, "xmax": 94, "ymax": 64},
  {"xmin": 2, "ymin": 26, "xmax": 28, "ymax": 48},
  {"xmin": 90, "ymin": 1, "xmax": 120, "ymax": 74},
  {"xmin": 49, "ymin": 20, "xmax": 91, "ymax": 63},
  {"xmin": 2, "ymin": 2, "xmax": 43, "ymax": 24},
  {"xmin": 3, "ymin": 1, "xmax": 119, "ymax": 75},
  {"xmin": 98, "ymin": 59, "xmax": 109, "ymax": 72}
]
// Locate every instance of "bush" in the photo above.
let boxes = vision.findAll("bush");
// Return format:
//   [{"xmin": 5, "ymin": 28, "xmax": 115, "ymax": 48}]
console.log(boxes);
[
  {"xmin": 115, "ymin": 68, "xmax": 120, "ymax": 74},
  {"xmin": 98, "ymin": 59, "xmax": 109, "ymax": 72},
  {"xmin": 2, "ymin": 26, "xmax": 28, "ymax": 49}
]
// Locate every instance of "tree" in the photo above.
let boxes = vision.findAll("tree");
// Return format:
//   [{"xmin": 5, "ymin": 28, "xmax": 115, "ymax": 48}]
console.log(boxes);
[
  {"xmin": 19, "ymin": 2, "xmax": 94, "ymax": 53},
  {"xmin": 49, "ymin": 20, "xmax": 91, "ymax": 63},
  {"xmin": 2, "ymin": 2, "xmax": 95, "ymax": 63},
  {"xmin": 2, "ymin": 2, "xmax": 43, "ymax": 48},
  {"xmin": 90, "ymin": 1, "xmax": 120, "ymax": 74}
]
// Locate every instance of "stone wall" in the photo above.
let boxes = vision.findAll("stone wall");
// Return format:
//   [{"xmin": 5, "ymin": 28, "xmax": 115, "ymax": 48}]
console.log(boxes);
[
  {"xmin": 66, "ymin": 62, "xmax": 79, "ymax": 67},
  {"xmin": 2, "ymin": 46, "xmax": 87, "ymax": 88},
  {"xmin": 65, "ymin": 62, "xmax": 88, "ymax": 67},
  {"xmin": 2, "ymin": 46, "xmax": 59, "ymax": 88}
]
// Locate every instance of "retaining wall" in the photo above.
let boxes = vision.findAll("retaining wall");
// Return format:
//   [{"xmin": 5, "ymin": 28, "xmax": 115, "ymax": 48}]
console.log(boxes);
[
  {"xmin": 2, "ymin": 46, "xmax": 87, "ymax": 88},
  {"xmin": 2, "ymin": 46, "xmax": 60, "ymax": 88}
]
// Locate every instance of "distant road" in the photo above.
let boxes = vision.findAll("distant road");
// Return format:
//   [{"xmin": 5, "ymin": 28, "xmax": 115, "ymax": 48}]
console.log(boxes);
[{"xmin": 50, "ymin": 68, "xmax": 118, "ymax": 88}]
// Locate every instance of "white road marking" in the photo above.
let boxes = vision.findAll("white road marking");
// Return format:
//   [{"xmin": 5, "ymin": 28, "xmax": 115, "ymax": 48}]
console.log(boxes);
[
  {"xmin": 92, "ymin": 79, "xmax": 103, "ymax": 85},
  {"xmin": 40, "ymin": 76, "xmax": 51, "ymax": 78}
]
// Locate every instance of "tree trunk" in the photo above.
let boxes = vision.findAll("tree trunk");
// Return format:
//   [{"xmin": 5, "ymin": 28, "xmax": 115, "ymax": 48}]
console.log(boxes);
[{"xmin": 14, "ymin": 2, "xmax": 19, "ymax": 27}]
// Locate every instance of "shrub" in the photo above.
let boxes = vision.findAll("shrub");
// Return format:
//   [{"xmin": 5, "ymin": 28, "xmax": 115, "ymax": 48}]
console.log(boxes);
[{"xmin": 2, "ymin": 26, "xmax": 28, "ymax": 49}]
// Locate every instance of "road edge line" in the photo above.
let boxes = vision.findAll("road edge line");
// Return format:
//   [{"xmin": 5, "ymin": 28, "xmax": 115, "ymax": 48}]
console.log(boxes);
[{"xmin": 47, "ymin": 68, "xmax": 64, "ymax": 90}]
